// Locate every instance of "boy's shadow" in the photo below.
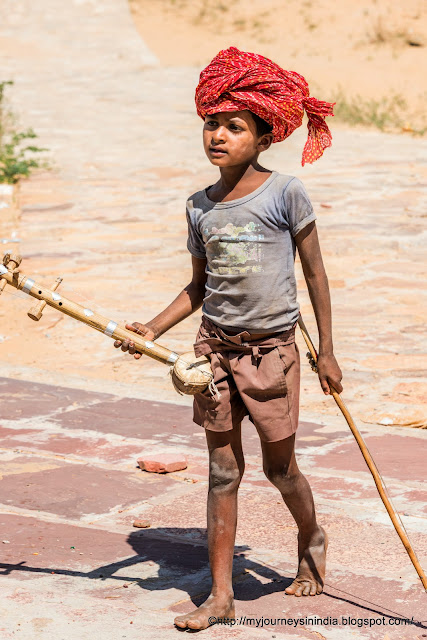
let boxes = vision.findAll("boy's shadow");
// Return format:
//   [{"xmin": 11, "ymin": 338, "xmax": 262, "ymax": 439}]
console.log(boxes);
[
  {"xmin": 0, "ymin": 527, "xmax": 289, "ymax": 603},
  {"xmin": 98, "ymin": 527, "xmax": 291, "ymax": 603},
  {"xmin": 1, "ymin": 527, "xmax": 423, "ymax": 627}
]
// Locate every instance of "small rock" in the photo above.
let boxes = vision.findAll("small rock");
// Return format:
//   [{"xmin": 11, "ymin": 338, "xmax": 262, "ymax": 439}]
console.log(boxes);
[
  {"xmin": 405, "ymin": 31, "xmax": 425, "ymax": 47},
  {"xmin": 133, "ymin": 520, "xmax": 151, "ymax": 528},
  {"xmin": 137, "ymin": 453, "xmax": 187, "ymax": 474},
  {"xmin": 2, "ymin": 540, "xmax": 10, "ymax": 544}
]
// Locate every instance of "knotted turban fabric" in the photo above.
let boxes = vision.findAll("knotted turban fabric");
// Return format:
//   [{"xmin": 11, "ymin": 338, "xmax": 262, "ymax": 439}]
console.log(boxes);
[{"xmin": 195, "ymin": 47, "xmax": 335, "ymax": 166}]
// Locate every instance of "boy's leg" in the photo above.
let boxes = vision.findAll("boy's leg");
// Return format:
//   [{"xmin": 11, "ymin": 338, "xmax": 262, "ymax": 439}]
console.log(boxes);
[
  {"xmin": 261, "ymin": 434, "xmax": 327, "ymax": 596},
  {"xmin": 174, "ymin": 422, "xmax": 245, "ymax": 630}
]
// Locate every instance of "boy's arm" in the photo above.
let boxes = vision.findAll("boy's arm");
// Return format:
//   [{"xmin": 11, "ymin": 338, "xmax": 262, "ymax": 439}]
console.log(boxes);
[
  {"xmin": 114, "ymin": 256, "xmax": 207, "ymax": 359},
  {"xmin": 294, "ymin": 221, "xmax": 343, "ymax": 395}
]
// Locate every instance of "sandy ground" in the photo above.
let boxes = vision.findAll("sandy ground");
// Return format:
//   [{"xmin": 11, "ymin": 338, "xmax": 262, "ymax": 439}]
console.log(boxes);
[{"xmin": 130, "ymin": 0, "xmax": 427, "ymax": 131}]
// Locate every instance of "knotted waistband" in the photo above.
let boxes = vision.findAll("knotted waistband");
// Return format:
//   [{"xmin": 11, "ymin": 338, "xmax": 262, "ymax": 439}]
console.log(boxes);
[{"xmin": 194, "ymin": 315, "xmax": 297, "ymax": 360}]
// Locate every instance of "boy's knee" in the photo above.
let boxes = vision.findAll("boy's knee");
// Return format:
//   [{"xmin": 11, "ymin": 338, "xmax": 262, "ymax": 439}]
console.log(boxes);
[
  {"xmin": 209, "ymin": 460, "xmax": 244, "ymax": 493},
  {"xmin": 263, "ymin": 464, "xmax": 297, "ymax": 492}
]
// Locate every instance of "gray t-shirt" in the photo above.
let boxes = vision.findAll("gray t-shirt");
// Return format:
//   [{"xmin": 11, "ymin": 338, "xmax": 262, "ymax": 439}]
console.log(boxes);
[{"xmin": 186, "ymin": 171, "xmax": 316, "ymax": 333}]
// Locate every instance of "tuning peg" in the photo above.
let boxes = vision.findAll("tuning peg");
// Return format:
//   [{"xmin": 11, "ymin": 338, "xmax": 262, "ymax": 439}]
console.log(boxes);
[
  {"xmin": 0, "ymin": 253, "xmax": 22, "ymax": 296},
  {"xmin": 28, "ymin": 277, "xmax": 63, "ymax": 321},
  {"xmin": 3, "ymin": 253, "xmax": 22, "ymax": 270}
]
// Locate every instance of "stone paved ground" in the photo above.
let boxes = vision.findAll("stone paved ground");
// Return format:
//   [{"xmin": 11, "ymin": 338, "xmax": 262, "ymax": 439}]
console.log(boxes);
[
  {"xmin": 0, "ymin": 0, "xmax": 426, "ymax": 638},
  {"xmin": 0, "ymin": 376, "xmax": 426, "ymax": 640}
]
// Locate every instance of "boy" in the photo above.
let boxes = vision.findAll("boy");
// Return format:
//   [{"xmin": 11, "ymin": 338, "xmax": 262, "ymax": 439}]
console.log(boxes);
[{"xmin": 115, "ymin": 47, "xmax": 343, "ymax": 630}]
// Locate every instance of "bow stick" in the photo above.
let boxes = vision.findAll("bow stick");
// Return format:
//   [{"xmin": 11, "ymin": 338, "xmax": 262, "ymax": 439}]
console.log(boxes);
[{"xmin": 297, "ymin": 313, "xmax": 427, "ymax": 592}]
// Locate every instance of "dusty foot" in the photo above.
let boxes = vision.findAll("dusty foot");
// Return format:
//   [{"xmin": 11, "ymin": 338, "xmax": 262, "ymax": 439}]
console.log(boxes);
[
  {"xmin": 284, "ymin": 525, "xmax": 328, "ymax": 596},
  {"xmin": 174, "ymin": 592, "xmax": 235, "ymax": 630}
]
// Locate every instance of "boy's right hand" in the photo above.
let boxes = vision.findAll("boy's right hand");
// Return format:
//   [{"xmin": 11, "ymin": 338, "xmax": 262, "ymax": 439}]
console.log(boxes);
[{"xmin": 113, "ymin": 322, "xmax": 155, "ymax": 360}]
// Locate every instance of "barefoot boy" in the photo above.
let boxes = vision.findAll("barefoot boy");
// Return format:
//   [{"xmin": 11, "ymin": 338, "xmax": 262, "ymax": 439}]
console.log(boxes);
[{"xmin": 115, "ymin": 47, "xmax": 343, "ymax": 630}]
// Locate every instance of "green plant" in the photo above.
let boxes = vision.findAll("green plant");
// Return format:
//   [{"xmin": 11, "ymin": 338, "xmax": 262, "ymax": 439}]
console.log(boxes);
[{"xmin": 0, "ymin": 80, "xmax": 49, "ymax": 184}]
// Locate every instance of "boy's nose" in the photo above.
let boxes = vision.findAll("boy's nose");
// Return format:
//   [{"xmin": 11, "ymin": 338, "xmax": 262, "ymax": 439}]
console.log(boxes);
[{"xmin": 211, "ymin": 126, "xmax": 226, "ymax": 144}]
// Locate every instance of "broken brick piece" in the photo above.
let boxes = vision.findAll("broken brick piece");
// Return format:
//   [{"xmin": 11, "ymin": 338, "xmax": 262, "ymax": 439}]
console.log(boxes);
[
  {"xmin": 137, "ymin": 454, "xmax": 187, "ymax": 474},
  {"xmin": 133, "ymin": 520, "xmax": 151, "ymax": 528}
]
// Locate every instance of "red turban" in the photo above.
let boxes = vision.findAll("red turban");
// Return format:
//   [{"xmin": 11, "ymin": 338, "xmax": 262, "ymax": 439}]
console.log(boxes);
[{"xmin": 195, "ymin": 47, "xmax": 335, "ymax": 166}]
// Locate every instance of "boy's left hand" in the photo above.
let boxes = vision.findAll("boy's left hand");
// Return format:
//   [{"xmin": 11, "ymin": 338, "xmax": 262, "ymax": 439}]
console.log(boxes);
[{"xmin": 316, "ymin": 354, "xmax": 343, "ymax": 395}]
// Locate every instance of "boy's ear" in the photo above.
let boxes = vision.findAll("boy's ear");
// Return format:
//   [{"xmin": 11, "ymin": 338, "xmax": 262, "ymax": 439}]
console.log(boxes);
[{"xmin": 257, "ymin": 132, "xmax": 274, "ymax": 152}]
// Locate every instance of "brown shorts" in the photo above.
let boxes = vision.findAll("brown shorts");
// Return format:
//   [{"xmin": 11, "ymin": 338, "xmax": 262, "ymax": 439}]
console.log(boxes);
[{"xmin": 192, "ymin": 316, "xmax": 300, "ymax": 443}]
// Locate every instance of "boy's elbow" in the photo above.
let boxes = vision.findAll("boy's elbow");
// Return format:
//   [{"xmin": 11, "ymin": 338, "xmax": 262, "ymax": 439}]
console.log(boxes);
[
  {"xmin": 304, "ymin": 266, "xmax": 328, "ymax": 283},
  {"xmin": 186, "ymin": 280, "xmax": 206, "ymax": 307}
]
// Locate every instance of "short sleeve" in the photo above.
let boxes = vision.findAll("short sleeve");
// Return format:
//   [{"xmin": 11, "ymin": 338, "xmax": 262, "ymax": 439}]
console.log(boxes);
[
  {"xmin": 186, "ymin": 200, "xmax": 206, "ymax": 258},
  {"xmin": 282, "ymin": 177, "xmax": 316, "ymax": 237}
]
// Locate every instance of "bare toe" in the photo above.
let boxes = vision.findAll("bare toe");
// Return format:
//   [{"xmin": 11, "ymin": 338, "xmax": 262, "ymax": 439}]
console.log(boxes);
[
  {"xmin": 284, "ymin": 582, "xmax": 297, "ymax": 595},
  {"xmin": 289, "ymin": 581, "xmax": 304, "ymax": 597},
  {"xmin": 187, "ymin": 618, "xmax": 204, "ymax": 630},
  {"xmin": 174, "ymin": 614, "xmax": 189, "ymax": 628}
]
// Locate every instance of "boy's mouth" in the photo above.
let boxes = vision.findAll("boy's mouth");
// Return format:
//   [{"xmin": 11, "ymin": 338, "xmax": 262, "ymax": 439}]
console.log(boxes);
[{"xmin": 209, "ymin": 147, "xmax": 227, "ymax": 156}]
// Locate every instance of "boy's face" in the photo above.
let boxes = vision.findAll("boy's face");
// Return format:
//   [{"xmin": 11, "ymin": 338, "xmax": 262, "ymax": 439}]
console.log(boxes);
[{"xmin": 203, "ymin": 110, "xmax": 272, "ymax": 167}]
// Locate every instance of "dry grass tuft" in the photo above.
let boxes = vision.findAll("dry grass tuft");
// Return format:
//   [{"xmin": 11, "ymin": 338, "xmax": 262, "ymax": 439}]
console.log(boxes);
[{"xmin": 333, "ymin": 90, "xmax": 427, "ymax": 135}]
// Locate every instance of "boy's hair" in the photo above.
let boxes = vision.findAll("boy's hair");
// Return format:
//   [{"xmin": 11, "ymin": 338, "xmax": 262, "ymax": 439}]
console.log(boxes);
[{"xmin": 251, "ymin": 112, "xmax": 273, "ymax": 137}]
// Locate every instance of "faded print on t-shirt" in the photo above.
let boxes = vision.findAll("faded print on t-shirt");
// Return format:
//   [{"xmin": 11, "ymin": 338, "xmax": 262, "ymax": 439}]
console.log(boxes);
[{"xmin": 204, "ymin": 220, "xmax": 264, "ymax": 275}]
